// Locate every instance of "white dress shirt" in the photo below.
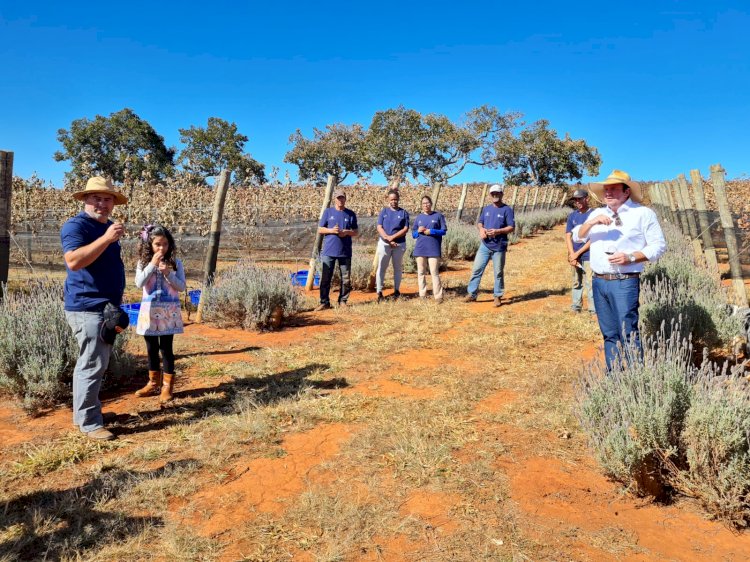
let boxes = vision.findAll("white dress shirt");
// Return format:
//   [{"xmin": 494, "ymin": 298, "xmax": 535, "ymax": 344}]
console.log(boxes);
[{"xmin": 572, "ymin": 199, "xmax": 666, "ymax": 275}]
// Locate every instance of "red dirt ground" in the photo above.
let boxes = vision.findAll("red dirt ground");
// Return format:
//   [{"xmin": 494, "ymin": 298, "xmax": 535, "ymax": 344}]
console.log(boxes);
[{"xmin": 2, "ymin": 226, "xmax": 749, "ymax": 561}]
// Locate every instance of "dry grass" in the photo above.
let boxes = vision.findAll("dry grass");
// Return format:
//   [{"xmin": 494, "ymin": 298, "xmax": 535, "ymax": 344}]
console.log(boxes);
[{"xmin": 1, "ymin": 225, "xmax": 679, "ymax": 561}]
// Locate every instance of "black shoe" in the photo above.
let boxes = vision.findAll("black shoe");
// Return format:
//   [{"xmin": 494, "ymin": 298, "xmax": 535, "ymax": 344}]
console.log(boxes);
[
  {"xmin": 393, "ymin": 290, "xmax": 401, "ymax": 300},
  {"xmin": 377, "ymin": 292, "xmax": 384, "ymax": 303},
  {"xmin": 314, "ymin": 303, "xmax": 332, "ymax": 311}
]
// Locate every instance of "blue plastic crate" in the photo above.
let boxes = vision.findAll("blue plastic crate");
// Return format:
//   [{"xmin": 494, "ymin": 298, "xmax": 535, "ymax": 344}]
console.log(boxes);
[
  {"xmin": 290, "ymin": 269, "xmax": 320, "ymax": 287},
  {"xmin": 188, "ymin": 289, "xmax": 201, "ymax": 306},
  {"xmin": 120, "ymin": 303, "xmax": 141, "ymax": 327}
]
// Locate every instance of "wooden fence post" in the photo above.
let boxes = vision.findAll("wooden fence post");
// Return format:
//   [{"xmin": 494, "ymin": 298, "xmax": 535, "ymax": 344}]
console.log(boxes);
[
  {"xmin": 0, "ymin": 151, "xmax": 12, "ymax": 300},
  {"xmin": 530, "ymin": 186, "xmax": 540, "ymax": 212},
  {"xmin": 545, "ymin": 186, "xmax": 555, "ymax": 210},
  {"xmin": 509, "ymin": 184, "xmax": 519, "ymax": 210},
  {"xmin": 558, "ymin": 191, "xmax": 567, "ymax": 207},
  {"xmin": 475, "ymin": 183, "xmax": 488, "ymax": 223},
  {"xmin": 195, "ymin": 170, "xmax": 231, "ymax": 322},
  {"xmin": 710, "ymin": 164, "xmax": 747, "ymax": 306},
  {"xmin": 431, "ymin": 182, "xmax": 442, "ymax": 210},
  {"xmin": 677, "ymin": 174, "xmax": 698, "ymax": 239},
  {"xmin": 455, "ymin": 182, "xmax": 468, "ymax": 221},
  {"xmin": 306, "ymin": 175, "xmax": 336, "ymax": 291},
  {"xmin": 670, "ymin": 180, "xmax": 688, "ymax": 235},
  {"xmin": 520, "ymin": 187, "xmax": 530, "ymax": 214},
  {"xmin": 689, "ymin": 169, "xmax": 719, "ymax": 272}
]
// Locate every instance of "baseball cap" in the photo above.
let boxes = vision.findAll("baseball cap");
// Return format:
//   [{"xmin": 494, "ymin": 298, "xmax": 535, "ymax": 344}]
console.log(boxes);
[
  {"xmin": 572, "ymin": 189, "xmax": 589, "ymax": 199},
  {"xmin": 489, "ymin": 184, "xmax": 504, "ymax": 194},
  {"xmin": 333, "ymin": 189, "xmax": 346, "ymax": 198}
]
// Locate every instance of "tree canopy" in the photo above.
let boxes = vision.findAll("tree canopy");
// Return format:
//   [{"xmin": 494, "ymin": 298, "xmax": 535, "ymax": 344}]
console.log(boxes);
[
  {"xmin": 493, "ymin": 119, "xmax": 602, "ymax": 186},
  {"xmin": 178, "ymin": 117, "xmax": 266, "ymax": 185},
  {"xmin": 54, "ymin": 108, "xmax": 175, "ymax": 185},
  {"xmin": 284, "ymin": 123, "xmax": 369, "ymax": 185}
]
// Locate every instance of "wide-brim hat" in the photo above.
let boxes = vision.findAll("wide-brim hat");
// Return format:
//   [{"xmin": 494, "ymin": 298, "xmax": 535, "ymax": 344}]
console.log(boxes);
[
  {"xmin": 73, "ymin": 176, "xmax": 128, "ymax": 205},
  {"xmin": 589, "ymin": 170, "xmax": 642, "ymax": 203}
]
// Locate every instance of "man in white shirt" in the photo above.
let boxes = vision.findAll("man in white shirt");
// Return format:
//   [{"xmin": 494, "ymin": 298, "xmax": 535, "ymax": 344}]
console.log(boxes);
[{"xmin": 573, "ymin": 170, "xmax": 666, "ymax": 369}]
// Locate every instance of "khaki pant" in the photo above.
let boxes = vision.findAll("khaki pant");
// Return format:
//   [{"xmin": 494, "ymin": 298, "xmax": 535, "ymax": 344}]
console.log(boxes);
[{"xmin": 416, "ymin": 256, "xmax": 443, "ymax": 300}]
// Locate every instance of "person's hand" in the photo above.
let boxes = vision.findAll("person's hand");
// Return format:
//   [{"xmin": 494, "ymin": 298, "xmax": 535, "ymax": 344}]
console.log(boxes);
[
  {"xmin": 331, "ymin": 224, "xmax": 341, "ymax": 234},
  {"xmin": 485, "ymin": 228, "xmax": 496, "ymax": 237},
  {"xmin": 389, "ymin": 240, "xmax": 398, "ymax": 248},
  {"xmin": 608, "ymin": 252, "xmax": 629, "ymax": 265},
  {"xmin": 418, "ymin": 226, "xmax": 426, "ymax": 234},
  {"xmin": 568, "ymin": 257, "xmax": 579, "ymax": 267},
  {"xmin": 150, "ymin": 250, "xmax": 164, "ymax": 266},
  {"xmin": 158, "ymin": 260, "xmax": 170, "ymax": 274},
  {"xmin": 105, "ymin": 223, "xmax": 124, "ymax": 244},
  {"xmin": 588, "ymin": 215, "xmax": 612, "ymax": 226},
  {"xmin": 480, "ymin": 228, "xmax": 488, "ymax": 240},
  {"xmin": 338, "ymin": 229, "xmax": 350, "ymax": 238}
]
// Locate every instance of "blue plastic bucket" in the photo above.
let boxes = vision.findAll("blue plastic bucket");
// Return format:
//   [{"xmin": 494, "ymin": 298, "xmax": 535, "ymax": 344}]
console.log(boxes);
[
  {"xmin": 188, "ymin": 289, "xmax": 201, "ymax": 305},
  {"xmin": 120, "ymin": 303, "xmax": 141, "ymax": 327},
  {"xmin": 290, "ymin": 270, "xmax": 320, "ymax": 287}
]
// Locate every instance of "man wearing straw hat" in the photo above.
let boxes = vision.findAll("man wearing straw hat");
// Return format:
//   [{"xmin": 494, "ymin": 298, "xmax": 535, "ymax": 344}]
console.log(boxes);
[
  {"xmin": 573, "ymin": 170, "xmax": 666, "ymax": 369},
  {"xmin": 61, "ymin": 177, "xmax": 128, "ymax": 441}
]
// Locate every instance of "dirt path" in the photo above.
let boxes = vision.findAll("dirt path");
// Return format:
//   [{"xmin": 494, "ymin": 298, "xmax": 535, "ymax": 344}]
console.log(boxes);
[{"xmin": 1, "ymin": 225, "xmax": 749, "ymax": 561}]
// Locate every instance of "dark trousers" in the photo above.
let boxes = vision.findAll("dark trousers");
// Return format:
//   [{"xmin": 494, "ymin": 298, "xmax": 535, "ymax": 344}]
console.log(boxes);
[
  {"xmin": 593, "ymin": 277, "xmax": 641, "ymax": 370},
  {"xmin": 144, "ymin": 335, "xmax": 175, "ymax": 373},
  {"xmin": 319, "ymin": 256, "xmax": 352, "ymax": 305}
]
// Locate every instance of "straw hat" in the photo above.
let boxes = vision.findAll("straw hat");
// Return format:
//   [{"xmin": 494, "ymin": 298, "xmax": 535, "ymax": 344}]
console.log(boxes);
[
  {"xmin": 73, "ymin": 176, "xmax": 128, "ymax": 205},
  {"xmin": 589, "ymin": 170, "xmax": 642, "ymax": 203}
]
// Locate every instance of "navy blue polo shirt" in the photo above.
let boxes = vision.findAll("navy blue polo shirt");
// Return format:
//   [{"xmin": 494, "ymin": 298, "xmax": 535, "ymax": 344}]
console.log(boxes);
[
  {"xmin": 412, "ymin": 212, "xmax": 447, "ymax": 257},
  {"xmin": 61, "ymin": 212, "xmax": 125, "ymax": 311},
  {"xmin": 377, "ymin": 207, "xmax": 410, "ymax": 244},
  {"xmin": 566, "ymin": 208, "xmax": 593, "ymax": 261},
  {"xmin": 319, "ymin": 208, "xmax": 358, "ymax": 258},
  {"xmin": 478, "ymin": 204, "xmax": 515, "ymax": 252}
]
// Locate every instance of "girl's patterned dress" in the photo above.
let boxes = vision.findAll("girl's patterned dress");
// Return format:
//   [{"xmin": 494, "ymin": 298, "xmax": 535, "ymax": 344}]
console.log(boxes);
[{"xmin": 135, "ymin": 259, "xmax": 186, "ymax": 336}]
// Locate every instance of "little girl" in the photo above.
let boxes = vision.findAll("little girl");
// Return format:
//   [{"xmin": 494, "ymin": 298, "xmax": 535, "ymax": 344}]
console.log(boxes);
[{"xmin": 133, "ymin": 225, "xmax": 186, "ymax": 403}]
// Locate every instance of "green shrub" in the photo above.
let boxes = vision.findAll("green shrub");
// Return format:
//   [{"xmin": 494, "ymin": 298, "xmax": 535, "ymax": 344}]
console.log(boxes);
[
  {"xmin": 203, "ymin": 260, "xmax": 300, "ymax": 329},
  {"xmin": 0, "ymin": 280, "xmax": 132, "ymax": 413},
  {"xmin": 576, "ymin": 325, "xmax": 694, "ymax": 497},
  {"xmin": 442, "ymin": 222, "xmax": 480, "ymax": 260},
  {"xmin": 640, "ymin": 222, "xmax": 742, "ymax": 348},
  {"xmin": 677, "ymin": 372, "xmax": 750, "ymax": 527}
]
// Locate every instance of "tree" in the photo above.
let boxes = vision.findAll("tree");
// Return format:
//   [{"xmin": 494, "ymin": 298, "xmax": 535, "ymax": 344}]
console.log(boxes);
[
  {"xmin": 284, "ymin": 123, "xmax": 369, "ymax": 185},
  {"xmin": 54, "ymin": 108, "xmax": 175, "ymax": 185},
  {"xmin": 493, "ymin": 119, "xmax": 601, "ymax": 186},
  {"xmin": 178, "ymin": 117, "xmax": 266, "ymax": 185},
  {"xmin": 364, "ymin": 105, "xmax": 520, "ymax": 187},
  {"xmin": 419, "ymin": 105, "xmax": 520, "ymax": 184},
  {"xmin": 365, "ymin": 106, "xmax": 428, "ymax": 188}
]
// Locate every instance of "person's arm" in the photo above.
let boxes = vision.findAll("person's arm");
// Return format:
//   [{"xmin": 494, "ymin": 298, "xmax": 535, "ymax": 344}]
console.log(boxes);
[
  {"xmin": 392, "ymin": 225, "xmax": 409, "ymax": 239},
  {"xmin": 134, "ymin": 261, "xmax": 155, "ymax": 288},
  {"xmin": 412, "ymin": 219, "xmax": 420, "ymax": 239},
  {"xmin": 64, "ymin": 223, "xmax": 123, "ymax": 271},
  {"xmin": 576, "ymin": 212, "xmax": 612, "ymax": 241},
  {"xmin": 477, "ymin": 222, "xmax": 488, "ymax": 239},
  {"xmin": 164, "ymin": 260, "xmax": 187, "ymax": 292},
  {"xmin": 376, "ymin": 224, "xmax": 390, "ymax": 241},
  {"xmin": 610, "ymin": 211, "xmax": 667, "ymax": 265}
]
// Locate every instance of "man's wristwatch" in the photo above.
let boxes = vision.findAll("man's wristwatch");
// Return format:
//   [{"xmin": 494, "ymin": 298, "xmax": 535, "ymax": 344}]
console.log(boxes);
[{"xmin": 628, "ymin": 253, "xmax": 637, "ymax": 264}]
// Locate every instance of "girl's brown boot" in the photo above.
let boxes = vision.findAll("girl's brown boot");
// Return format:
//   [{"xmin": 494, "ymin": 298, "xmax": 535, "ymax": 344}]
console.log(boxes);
[
  {"xmin": 135, "ymin": 371, "xmax": 161, "ymax": 397},
  {"xmin": 159, "ymin": 373, "xmax": 175, "ymax": 403}
]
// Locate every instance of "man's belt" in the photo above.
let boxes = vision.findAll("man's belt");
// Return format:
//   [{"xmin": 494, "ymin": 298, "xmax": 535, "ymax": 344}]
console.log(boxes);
[{"xmin": 593, "ymin": 272, "xmax": 641, "ymax": 281}]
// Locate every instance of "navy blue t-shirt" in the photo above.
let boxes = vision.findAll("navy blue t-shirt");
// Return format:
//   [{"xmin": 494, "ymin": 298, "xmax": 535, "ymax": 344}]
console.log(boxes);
[
  {"xmin": 319, "ymin": 208, "xmax": 358, "ymax": 258},
  {"xmin": 412, "ymin": 212, "xmax": 447, "ymax": 257},
  {"xmin": 61, "ymin": 212, "xmax": 125, "ymax": 311},
  {"xmin": 478, "ymin": 204, "xmax": 515, "ymax": 252},
  {"xmin": 377, "ymin": 207, "xmax": 410, "ymax": 244},
  {"xmin": 565, "ymin": 208, "xmax": 593, "ymax": 261}
]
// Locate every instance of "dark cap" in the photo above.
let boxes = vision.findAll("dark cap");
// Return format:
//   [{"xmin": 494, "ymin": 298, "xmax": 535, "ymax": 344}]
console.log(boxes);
[
  {"xmin": 333, "ymin": 189, "xmax": 346, "ymax": 198},
  {"xmin": 100, "ymin": 303, "xmax": 130, "ymax": 345},
  {"xmin": 572, "ymin": 189, "xmax": 589, "ymax": 199}
]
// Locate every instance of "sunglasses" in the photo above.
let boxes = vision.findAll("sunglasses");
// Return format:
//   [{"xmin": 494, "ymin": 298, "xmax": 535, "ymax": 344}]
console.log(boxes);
[{"xmin": 612, "ymin": 211, "xmax": 623, "ymax": 227}]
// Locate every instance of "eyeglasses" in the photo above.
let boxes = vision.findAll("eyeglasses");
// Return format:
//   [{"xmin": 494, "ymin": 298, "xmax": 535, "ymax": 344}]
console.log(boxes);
[{"xmin": 612, "ymin": 211, "xmax": 622, "ymax": 227}]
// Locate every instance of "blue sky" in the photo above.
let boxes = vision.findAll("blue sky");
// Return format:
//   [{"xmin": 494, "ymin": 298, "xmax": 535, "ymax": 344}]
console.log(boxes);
[{"xmin": 1, "ymin": 1, "xmax": 748, "ymax": 185}]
